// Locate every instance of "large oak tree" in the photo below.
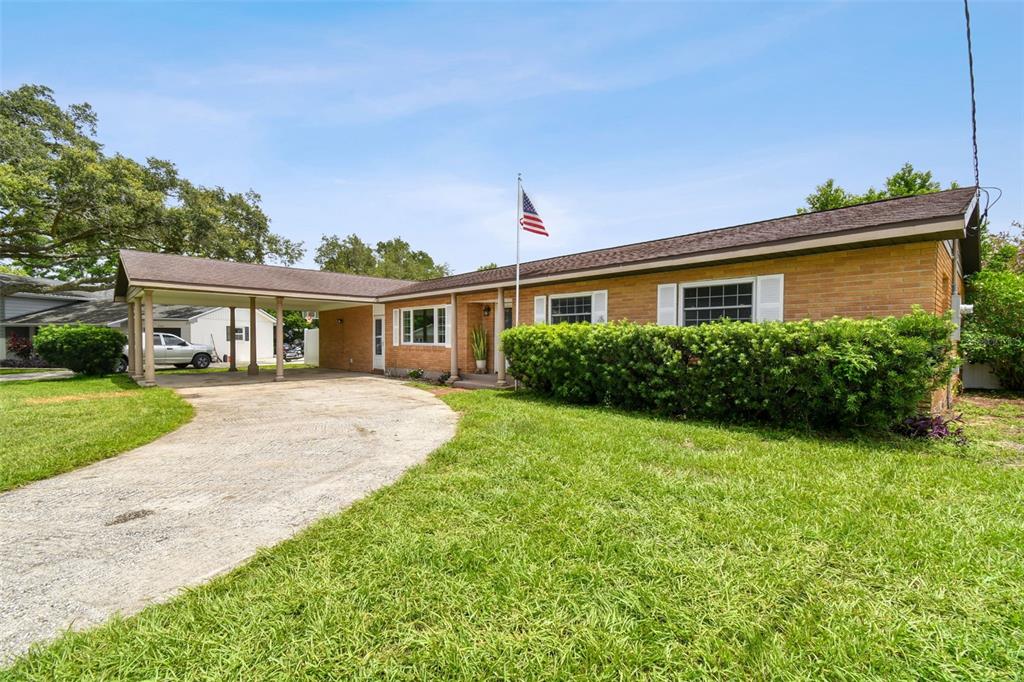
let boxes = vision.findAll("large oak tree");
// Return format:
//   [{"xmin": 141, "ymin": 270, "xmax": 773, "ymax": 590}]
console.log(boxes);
[{"xmin": 0, "ymin": 85, "xmax": 303, "ymax": 292}]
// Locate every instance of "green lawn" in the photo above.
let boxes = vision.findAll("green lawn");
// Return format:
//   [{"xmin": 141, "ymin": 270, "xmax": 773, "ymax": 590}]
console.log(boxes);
[
  {"xmin": 156, "ymin": 362, "xmax": 315, "ymax": 374},
  {"xmin": 0, "ymin": 367, "xmax": 62, "ymax": 375},
  {"xmin": 6, "ymin": 389, "xmax": 1023, "ymax": 679},
  {"xmin": 0, "ymin": 374, "xmax": 193, "ymax": 492}
]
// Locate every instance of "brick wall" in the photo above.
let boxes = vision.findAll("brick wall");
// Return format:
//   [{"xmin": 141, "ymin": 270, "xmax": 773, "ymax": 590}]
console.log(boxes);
[
  {"xmin": 344, "ymin": 240, "xmax": 954, "ymax": 376},
  {"xmin": 514, "ymin": 241, "xmax": 946, "ymax": 325},
  {"xmin": 319, "ymin": 305, "xmax": 374, "ymax": 373}
]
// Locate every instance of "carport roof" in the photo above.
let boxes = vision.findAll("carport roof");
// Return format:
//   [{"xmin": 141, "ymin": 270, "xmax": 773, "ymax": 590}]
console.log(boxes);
[{"xmin": 115, "ymin": 250, "xmax": 413, "ymax": 300}]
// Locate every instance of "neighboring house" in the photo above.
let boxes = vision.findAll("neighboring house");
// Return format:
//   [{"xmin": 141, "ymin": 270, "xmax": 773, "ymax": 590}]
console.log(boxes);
[
  {"xmin": 113, "ymin": 188, "xmax": 980, "ymax": 399},
  {"xmin": 0, "ymin": 274, "xmax": 104, "ymax": 358},
  {"xmin": 2, "ymin": 276, "xmax": 276, "ymax": 362}
]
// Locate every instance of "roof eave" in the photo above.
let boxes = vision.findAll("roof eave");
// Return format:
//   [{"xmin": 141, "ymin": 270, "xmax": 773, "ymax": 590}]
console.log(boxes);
[{"xmin": 378, "ymin": 215, "xmax": 968, "ymax": 300}]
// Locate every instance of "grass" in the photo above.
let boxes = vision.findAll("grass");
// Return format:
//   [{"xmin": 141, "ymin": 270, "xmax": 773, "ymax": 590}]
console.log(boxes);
[
  {"xmin": 156, "ymin": 362, "xmax": 315, "ymax": 375},
  {"xmin": 957, "ymin": 390, "xmax": 1024, "ymax": 465},
  {"xmin": 0, "ymin": 367, "xmax": 62, "ymax": 375},
  {"xmin": 6, "ymin": 390, "xmax": 1024, "ymax": 679},
  {"xmin": 0, "ymin": 374, "xmax": 193, "ymax": 493}
]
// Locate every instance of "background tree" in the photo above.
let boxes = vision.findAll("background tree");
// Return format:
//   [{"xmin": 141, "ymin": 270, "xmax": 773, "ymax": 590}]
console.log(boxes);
[
  {"xmin": 313, "ymin": 234, "xmax": 376, "ymax": 275},
  {"xmin": 476, "ymin": 262, "xmax": 498, "ymax": 271},
  {"xmin": 315, "ymin": 234, "xmax": 450, "ymax": 280},
  {"xmin": 980, "ymin": 220, "xmax": 1024, "ymax": 274},
  {"xmin": 0, "ymin": 84, "xmax": 303, "ymax": 292},
  {"xmin": 797, "ymin": 163, "xmax": 952, "ymax": 213}
]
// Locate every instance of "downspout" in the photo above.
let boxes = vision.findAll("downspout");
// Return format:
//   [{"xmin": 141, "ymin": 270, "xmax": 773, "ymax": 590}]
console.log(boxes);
[
  {"xmin": 0, "ymin": 284, "xmax": 6, "ymax": 359},
  {"xmin": 948, "ymin": 238, "xmax": 961, "ymax": 410}
]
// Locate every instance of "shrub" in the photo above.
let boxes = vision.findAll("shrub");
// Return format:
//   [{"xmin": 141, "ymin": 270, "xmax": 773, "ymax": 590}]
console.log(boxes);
[
  {"xmin": 33, "ymin": 325, "xmax": 126, "ymax": 376},
  {"xmin": 961, "ymin": 269, "xmax": 1024, "ymax": 389},
  {"xmin": 896, "ymin": 413, "xmax": 966, "ymax": 444},
  {"xmin": 502, "ymin": 310, "xmax": 955, "ymax": 431},
  {"xmin": 0, "ymin": 355, "xmax": 51, "ymax": 369},
  {"xmin": 406, "ymin": 368, "xmax": 425, "ymax": 380},
  {"xmin": 438, "ymin": 371, "xmax": 452, "ymax": 385},
  {"xmin": 7, "ymin": 335, "xmax": 33, "ymax": 360}
]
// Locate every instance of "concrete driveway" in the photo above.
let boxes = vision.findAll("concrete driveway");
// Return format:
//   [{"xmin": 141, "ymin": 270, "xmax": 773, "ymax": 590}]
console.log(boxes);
[{"xmin": 0, "ymin": 372, "xmax": 458, "ymax": 661}]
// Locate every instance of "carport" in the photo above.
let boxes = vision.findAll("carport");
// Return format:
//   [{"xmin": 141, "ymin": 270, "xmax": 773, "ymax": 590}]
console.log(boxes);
[{"xmin": 114, "ymin": 250, "xmax": 409, "ymax": 385}]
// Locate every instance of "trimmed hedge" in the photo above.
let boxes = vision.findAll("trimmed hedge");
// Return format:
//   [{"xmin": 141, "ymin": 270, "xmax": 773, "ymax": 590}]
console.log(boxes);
[
  {"xmin": 502, "ymin": 310, "xmax": 955, "ymax": 430},
  {"xmin": 33, "ymin": 324, "xmax": 126, "ymax": 376}
]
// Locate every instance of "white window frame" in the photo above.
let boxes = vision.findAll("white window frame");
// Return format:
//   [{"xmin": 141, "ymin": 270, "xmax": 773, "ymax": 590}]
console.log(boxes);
[
  {"xmin": 545, "ymin": 290, "xmax": 607, "ymax": 324},
  {"xmin": 399, "ymin": 305, "xmax": 447, "ymax": 346},
  {"xmin": 226, "ymin": 326, "xmax": 250, "ymax": 342},
  {"xmin": 679, "ymin": 277, "xmax": 756, "ymax": 327}
]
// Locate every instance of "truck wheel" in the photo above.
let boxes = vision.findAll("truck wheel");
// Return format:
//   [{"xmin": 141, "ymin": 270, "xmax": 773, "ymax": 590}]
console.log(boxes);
[
  {"xmin": 116, "ymin": 356, "xmax": 128, "ymax": 373},
  {"xmin": 191, "ymin": 353, "xmax": 212, "ymax": 369}
]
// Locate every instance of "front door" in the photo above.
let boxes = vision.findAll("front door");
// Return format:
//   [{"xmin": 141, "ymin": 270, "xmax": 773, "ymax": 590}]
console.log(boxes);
[{"xmin": 372, "ymin": 315, "xmax": 384, "ymax": 370}]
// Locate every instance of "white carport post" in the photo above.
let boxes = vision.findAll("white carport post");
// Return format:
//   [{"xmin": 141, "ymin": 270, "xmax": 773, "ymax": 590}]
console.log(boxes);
[
  {"xmin": 126, "ymin": 301, "xmax": 136, "ymax": 376},
  {"xmin": 131, "ymin": 298, "xmax": 143, "ymax": 379},
  {"xmin": 449, "ymin": 293, "xmax": 459, "ymax": 380},
  {"xmin": 247, "ymin": 297, "xmax": 259, "ymax": 376},
  {"xmin": 143, "ymin": 290, "xmax": 156, "ymax": 386},
  {"xmin": 495, "ymin": 286, "xmax": 507, "ymax": 387},
  {"xmin": 228, "ymin": 306, "xmax": 237, "ymax": 372},
  {"xmin": 275, "ymin": 296, "xmax": 284, "ymax": 382}
]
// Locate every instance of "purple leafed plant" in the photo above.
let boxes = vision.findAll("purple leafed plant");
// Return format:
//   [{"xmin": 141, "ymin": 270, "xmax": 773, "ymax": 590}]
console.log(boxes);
[{"xmin": 897, "ymin": 413, "xmax": 967, "ymax": 445}]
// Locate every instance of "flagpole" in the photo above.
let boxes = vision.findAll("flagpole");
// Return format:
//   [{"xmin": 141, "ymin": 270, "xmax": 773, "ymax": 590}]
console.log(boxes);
[{"xmin": 515, "ymin": 173, "xmax": 522, "ymax": 327}]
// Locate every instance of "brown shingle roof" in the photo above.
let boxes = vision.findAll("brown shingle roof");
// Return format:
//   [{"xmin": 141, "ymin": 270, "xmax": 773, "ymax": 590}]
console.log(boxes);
[
  {"xmin": 117, "ymin": 250, "xmax": 413, "ymax": 298},
  {"xmin": 389, "ymin": 187, "xmax": 978, "ymax": 296},
  {"xmin": 116, "ymin": 188, "xmax": 977, "ymax": 301}
]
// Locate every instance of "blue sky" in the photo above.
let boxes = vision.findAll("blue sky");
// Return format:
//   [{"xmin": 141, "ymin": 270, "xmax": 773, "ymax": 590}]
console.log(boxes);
[{"xmin": 2, "ymin": 1, "xmax": 1021, "ymax": 273}]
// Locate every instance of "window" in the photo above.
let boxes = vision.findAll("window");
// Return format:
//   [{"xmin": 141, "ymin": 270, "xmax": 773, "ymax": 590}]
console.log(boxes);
[
  {"xmin": 401, "ymin": 306, "xmax": 447, "ymax": 345},
  {"xmin": 549, "ymin": 295, "xmax": 592, "ymax": 324},
  {"xmin": 162, "ymin": 333, "xmax": 189, "ymax": 347},
  {"xmin": 682, "ymin": 281, "xmax": 753, "ymax": 326},
  {"xmin": 225, "ymin": 326, "xmax": 250, "ymax": 342}
]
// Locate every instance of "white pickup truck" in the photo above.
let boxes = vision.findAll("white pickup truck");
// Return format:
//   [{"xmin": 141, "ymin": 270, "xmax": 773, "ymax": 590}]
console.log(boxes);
[{"xmin": 118, "ymin": 332, "xmax": 215, "ymax": 372}]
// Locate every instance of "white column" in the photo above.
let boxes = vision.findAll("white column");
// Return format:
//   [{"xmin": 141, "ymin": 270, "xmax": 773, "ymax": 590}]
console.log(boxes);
[
  {"xmin": 228, "ymin": 306, "xmax": 237, "ymax": 372},
  {"xmin": 126, "ymin": 301, "xmax": 136, "ymax": 376},
  {"xmin": 247, "ymin": 297, "xmax": 259, "ymax": 376},
  {"xmin": 449, "ymin": 293, "xmax": 459, "ymax": 380},
  {"xmin": 132, "ymin": 298, "xmax": 143, "ymax": 378},
  {"xmin": 143, "ymin": 290, "xmax": 156, "ymax": 386},
  {"xmin": 275, "ymin": 297, "xmax": 284, "ymax": 382},
  {"xmin": 495, "ymin": 287, "xmax": 506, "ymax": 386}
]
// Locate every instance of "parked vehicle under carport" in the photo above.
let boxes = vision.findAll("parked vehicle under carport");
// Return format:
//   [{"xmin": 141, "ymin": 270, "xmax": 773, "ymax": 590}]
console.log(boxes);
[{"xmin": 118, "ymin": 333, "xmax": 215, "ymax": 372}]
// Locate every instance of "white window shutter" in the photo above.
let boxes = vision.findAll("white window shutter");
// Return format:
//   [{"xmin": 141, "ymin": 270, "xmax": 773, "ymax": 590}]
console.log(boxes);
[
  {"xmin": 755, "ymin": 274, "xmax": 784, "ymax": 322},
  {"xmin": 533, "ymin": 296, "xmax": 547, "ymax": 324},
  {"xmin": 591, "ymin": 290, "xmax": 608, "ymax": 324},
  {"xmin": 392, "ymin": 309, "xmax": 400, "ymax": 345},
  {"xmin": 656, "ymin": 284, "xmax": 677, "ymax": 326},
  {"xmin": 444, "ymin": 304, "xmax": 453, "ymax": 347}
]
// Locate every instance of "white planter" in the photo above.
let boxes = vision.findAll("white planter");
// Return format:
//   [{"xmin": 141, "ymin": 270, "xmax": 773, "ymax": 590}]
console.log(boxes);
[{"xmin": 475, "ymin": 359, "xmax": 486, "ymax": 372}]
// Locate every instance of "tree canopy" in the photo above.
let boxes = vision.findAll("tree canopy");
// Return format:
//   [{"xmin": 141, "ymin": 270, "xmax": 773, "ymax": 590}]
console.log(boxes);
[
  {"xmin": 315, "ymin": 234, "xmax": 450, "ymax": 280},
  {"xmin": 0, "ymin": 85, "xmax": 303, "ymax": 291},
  {"xmin": 797, "ymin": 163, "xmax": 956, "ymax": 213}
]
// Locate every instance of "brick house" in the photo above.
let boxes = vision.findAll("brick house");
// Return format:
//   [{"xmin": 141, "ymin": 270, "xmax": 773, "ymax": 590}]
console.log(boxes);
[{"xmin": 114, "ymin": 188, "xmax": 980, "ymax": 398}]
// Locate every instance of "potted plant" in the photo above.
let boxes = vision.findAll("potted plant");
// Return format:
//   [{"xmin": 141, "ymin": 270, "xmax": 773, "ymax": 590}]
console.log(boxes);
[{"xmin": 470, "ymin": 326, "xmax": 488, "ymax": 373}]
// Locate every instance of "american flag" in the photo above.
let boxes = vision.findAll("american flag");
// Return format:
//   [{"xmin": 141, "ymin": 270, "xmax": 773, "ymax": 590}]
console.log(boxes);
[{"xmin": 520, "ymin": 190, "xmax": 549, "ymax": 236}]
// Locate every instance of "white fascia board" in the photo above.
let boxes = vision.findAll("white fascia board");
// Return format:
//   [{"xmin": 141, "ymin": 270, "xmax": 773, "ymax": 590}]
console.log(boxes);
[{"xmin": 124, "ymin": 282, "xmax": 379, "ymax": 304}]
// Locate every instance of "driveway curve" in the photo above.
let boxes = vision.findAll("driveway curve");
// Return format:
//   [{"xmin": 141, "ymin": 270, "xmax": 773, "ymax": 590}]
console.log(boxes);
[{"xmin": 0, "ymin": 373, "xmax": 458, "ymax": 661}]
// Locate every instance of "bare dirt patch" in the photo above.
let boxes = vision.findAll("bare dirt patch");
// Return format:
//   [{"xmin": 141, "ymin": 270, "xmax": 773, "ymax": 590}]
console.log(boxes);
[
  {"xmin": 962, "ymin": 394, "xmax": 1024, "ymax": 409},
  {"xmin": 24, "ymin": 391, "xmax": 134, "ymax": 406}
]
